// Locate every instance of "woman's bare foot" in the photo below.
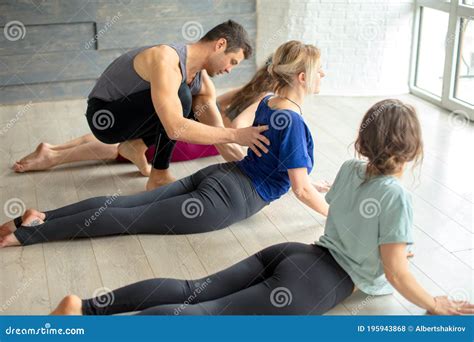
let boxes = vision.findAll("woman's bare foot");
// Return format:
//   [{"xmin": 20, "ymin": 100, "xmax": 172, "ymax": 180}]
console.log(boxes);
[
  {"xmin": 18, "ymin": 142, "xmax": 53, "ymax": 163},
  {"xmin": 0, "ymin": 210, "xmax": 45, "ymax": 248},
  {"xmin": 0, "ymin": 209, "xmax": 45, "ymax": 237},
  {"xmin": 0, "ymin": 233, "xmax": 20, "ymax": 248},
  {"xmin": 0, "ymin": 221, "xmax": 16, "ymax": 237},
  {"xmin": 118, "ymin": 139, "xmax": 151, "ymax": 177},
  {"xmin": 13, "ymin": 142, "xmax": 58, "ymax": 172},
  {"xmin": 51, "ymin": 295, "xmax": 83, "ymax": 315}
]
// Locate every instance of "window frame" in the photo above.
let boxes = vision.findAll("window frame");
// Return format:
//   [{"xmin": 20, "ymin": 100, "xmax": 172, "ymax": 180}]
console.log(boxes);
[{"xmin": 410, "ymin": 0, "xmax": 474, "ymax": 120}]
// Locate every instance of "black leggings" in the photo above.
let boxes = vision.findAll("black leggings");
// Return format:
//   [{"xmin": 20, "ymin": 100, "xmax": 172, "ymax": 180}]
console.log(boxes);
[
  {"xmin": 82, "ymin": 242, "xmax": 354, "ymax": 315},
  {"xmin": 13, "ymin": 162, "xmax": 268, "ymax": 246},
  {"xmin": 86, "ymin": 83, "xmax": 193, "ymax": 169}
]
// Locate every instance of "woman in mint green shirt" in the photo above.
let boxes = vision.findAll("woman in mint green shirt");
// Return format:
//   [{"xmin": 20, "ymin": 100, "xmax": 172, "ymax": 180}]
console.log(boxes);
[{"xmin": 51, "ymin": 91, "xmax": 473, "ymax": 315}]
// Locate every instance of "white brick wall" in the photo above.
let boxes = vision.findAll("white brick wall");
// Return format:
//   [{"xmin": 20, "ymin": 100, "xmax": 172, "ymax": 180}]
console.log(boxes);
[{"xmin": 256, "ymin": 0, "xmax": 415, "ymax": 95}]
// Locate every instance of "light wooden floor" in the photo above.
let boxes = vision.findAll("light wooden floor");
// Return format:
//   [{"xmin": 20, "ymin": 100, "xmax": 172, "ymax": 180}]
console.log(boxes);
[{"xmin": 0, "ymin": 94, "xmax": 472, "ymax": 315}]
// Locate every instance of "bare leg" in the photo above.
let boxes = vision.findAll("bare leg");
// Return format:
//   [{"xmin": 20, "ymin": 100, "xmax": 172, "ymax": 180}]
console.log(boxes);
[
  {"xmin": 13, "ymin": 140, "xmax": 119, "ymax": 172},
  {"xmin": 15, "ymin": 134, "xmax": 95, "ymax": 167},
  {"xmin": 49, "ymin": 133, "xmax": 97, "ymax": 151},
  {"xmin": 50, "ymin": 295, "xmax": 83, "ymax": 315},
  {"xmin": 117, "ymin": 139, "xmax": 151, "ymax": 177}
]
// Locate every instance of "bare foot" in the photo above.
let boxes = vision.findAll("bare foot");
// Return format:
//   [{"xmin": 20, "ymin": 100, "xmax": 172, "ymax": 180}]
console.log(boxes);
[
  {"xmin": 22, "ymin": 213, "xmax": 45, "ymax": 227},
  {"xmin": 0, "ymin": 221, "xmax": 16, "ymax": 237},
  {"xmin": 118, "ymin": 140, "xmax": 151, "ymax": 177},
  {"xmin": 0, "ymin": 210, "xmax": 46, "ymax": 247},
  {"xmin": 51, "ymin": 295, "xmax": 83, "ymax": 315},
  {"xmin": 146, "ymin": 169, "xmax": 176, "ymax": 191},
  {"xmin": 18, "ymin": 142, "xmax": 53, "ymax": 164},
  {"xmin": 0, "ymin": 209, "xmax": 46, "ymax": 248},
  {"xmin": 13, "ymin": 143, "xmax": 58, "ymax": 172},
  {"xmin": 0, "ymin": 233, "xmax": 20, "ymax": 248},
  {"xmin": 0, "ymin": 209, "xmax": 45, "ymax": 237}
]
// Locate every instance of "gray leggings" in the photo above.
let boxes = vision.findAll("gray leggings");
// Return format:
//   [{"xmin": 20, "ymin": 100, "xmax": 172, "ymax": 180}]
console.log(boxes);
[
  {"xmin": 82, "ymin": 242, "xmax": 354, "ymax": 315},
  {"xmin": 14, "ymin": 162, "xmax": 268, "ymax": 246}
]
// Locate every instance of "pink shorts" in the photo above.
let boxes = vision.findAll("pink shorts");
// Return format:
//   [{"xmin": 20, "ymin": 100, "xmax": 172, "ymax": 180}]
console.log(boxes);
[{"xmin": 116, "ymin": 141, "xmax": 219, "ymax": 163}]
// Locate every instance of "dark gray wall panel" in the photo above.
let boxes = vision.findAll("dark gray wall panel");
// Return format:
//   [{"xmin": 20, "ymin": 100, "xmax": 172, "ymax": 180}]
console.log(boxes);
[
  {"xmin": 0, "ymin": 1, "xmax": 97, "ymax": 25},
  {"xmin": 96, "ymin": 14, "xmax": 256, "ymax": 50},
  {"xmin": 0, "ymin": 78, "xmax": 96, "ymax": 104},
  {"xmin": 0, "ymin": 22, "xmax": 96, "ymax": 56},
  {"xmin": 0, "ymin": 0, "xmax": 257, "ymax": 105},
  {"xmin": 0, "ymin": 65, "xmax": 255, "ymax": 104},
  {"xmin": 0, "ymin": 50, "xmax": 122, "ymax": 85}
]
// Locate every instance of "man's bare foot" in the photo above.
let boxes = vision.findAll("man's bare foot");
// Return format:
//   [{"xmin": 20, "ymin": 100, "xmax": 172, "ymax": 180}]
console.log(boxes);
[
  {"xmin": 51, "ymin": 295, "xmax": 83, "ymax": 315},
  {"xmin": 118, "ymin": 139, "xmax": 151, "ymax": 177},
  {"xmin": 146, "ymin": 169, "xmax": 176, "ymax": 191},
  {"xmin": 13, "ymin": 142, "xmax": 58, "ymax": 172}
]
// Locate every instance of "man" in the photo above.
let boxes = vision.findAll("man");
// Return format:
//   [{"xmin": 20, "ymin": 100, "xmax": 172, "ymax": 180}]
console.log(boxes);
[{"xmin": 85, "ymin": 20, "xmax": 269, "ymax": 190}]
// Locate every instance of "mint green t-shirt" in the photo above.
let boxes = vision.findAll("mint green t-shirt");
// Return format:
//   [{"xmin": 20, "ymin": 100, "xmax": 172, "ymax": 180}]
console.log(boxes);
[{"xmin": 316, "ymin": 159, "xmax": 413, "ymax": 295}]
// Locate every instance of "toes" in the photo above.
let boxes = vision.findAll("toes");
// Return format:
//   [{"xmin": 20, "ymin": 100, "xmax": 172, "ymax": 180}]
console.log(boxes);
[
  {"xmin": 0, "ymin": 236, "xmax": 8, "ymax": 248},
  {"xmin": 0, "ymin": 233, "xmax": 20, "ymax": 247},
  {"xmin": 13, "ymin": 163, "xmax": 24, "ymax": 173}
]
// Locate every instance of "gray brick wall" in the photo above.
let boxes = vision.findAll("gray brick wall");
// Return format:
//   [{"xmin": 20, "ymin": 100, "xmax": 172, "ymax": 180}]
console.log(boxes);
[{"xmin": 256, "ymin": 0, "xmax": 415, "ymax": 95}]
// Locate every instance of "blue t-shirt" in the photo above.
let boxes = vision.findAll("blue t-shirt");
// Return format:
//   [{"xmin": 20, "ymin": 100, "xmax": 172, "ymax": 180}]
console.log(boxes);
[
  {"xmin": 237, "ymin": 95, "xmax": 314, "ymax": 202},
  {"xmin": 316, "ymin": 159, "xmax": 414, "ymax": 295}
]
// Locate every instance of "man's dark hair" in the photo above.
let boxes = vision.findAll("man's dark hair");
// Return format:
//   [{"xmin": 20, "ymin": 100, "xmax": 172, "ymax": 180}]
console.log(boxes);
[{"xmin": 200, "ymin": 20, "xmax": 253, "ymax": 59}]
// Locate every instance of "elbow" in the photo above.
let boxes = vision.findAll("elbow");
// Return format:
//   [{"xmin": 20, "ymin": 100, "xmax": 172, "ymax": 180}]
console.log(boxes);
[
  {"xmin": 293, "ymin": 187, "xmax": 310, "ymax": 201},
  {"xmin": 163, "ymin": 120, "xmax": 185, "ymax": 141},
  {"xmin": 385, "ymin": 270, "xmax": 408, "ymax": 287}
]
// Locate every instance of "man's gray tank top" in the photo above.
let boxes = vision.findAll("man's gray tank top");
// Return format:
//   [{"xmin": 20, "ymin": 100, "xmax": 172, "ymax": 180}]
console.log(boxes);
[{"xmin": 88, "ymin": 43, "xmax": 202, "ymax": 101}]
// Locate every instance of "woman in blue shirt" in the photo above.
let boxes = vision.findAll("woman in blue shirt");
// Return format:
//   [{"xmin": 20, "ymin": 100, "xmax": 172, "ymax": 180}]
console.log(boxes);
[
  {"xmin": 0, "ymin": 40, "xmax": 328, "ymax": 248},
  {"xmin": 51, "ymin": 99, "xmax": 473, "ymax": 316}
]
